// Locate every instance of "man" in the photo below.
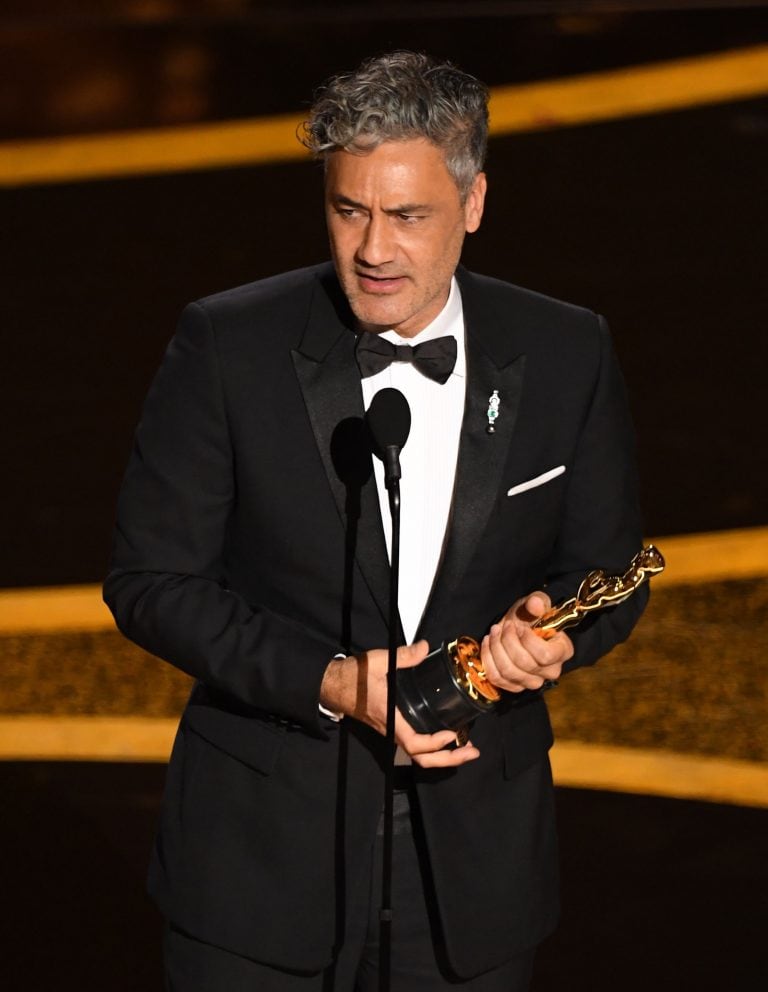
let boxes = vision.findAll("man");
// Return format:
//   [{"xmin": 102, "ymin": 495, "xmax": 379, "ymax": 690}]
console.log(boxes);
[{"xmin": 105, "ymin": 52, "xmax": 647, "ymax": 990}]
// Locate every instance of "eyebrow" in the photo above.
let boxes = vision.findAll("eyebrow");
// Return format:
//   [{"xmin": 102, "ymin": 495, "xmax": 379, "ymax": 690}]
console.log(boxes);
[{"xmin": 331, "ymin": 194, "xmax": 432, "ymax": 214}]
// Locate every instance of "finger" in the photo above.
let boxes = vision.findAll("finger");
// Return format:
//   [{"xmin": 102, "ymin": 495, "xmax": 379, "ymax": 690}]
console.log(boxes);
[
  {"xmin": 519, "ymin": 627, "xmax": 573, "ymax": 666},
  {"xmin": 394, "ymin": 714, "xmax": 480, "ymax": 760},
  {"xmin": 516, "ymin": 590, "xmax": 551, "ymax": 623},
  {"xmin": 479, "ymin": 628, "xmax": 507, "ymax": 682},
  {"xmin": 478, "ymin": 628, "xmax": 512, "ymax": 688},
  {"xmin": 527, "ymin": 590, "xmax": 552, "ymax": 614},
  {"xmin": 489, "ymin": 623, "xmax": 539, "ymax": 689},
  {"xmin": 395, "ymin": 639, "xmax": 430, "ymax": 669},
  {"xmin": 396, "ymin": 721, "xmax": 457, "ymax": 754},
  {"xmin": 556, "ymin": 630, "xmax": 575, "ymax": 662},
  {"xmin": 486, "ymin": 626, "xmax": 545, "ymax": 691},
  {"xmin": 412, "ymin": 742, "xmax": 481, "ymax": 769}
]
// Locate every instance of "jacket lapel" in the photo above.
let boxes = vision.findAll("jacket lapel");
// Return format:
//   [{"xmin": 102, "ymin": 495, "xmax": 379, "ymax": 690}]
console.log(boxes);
[
  {"xmin": 290, "ymin": 270, "xmax": 391, "ymax": 633},
  {"xmin": 417, "ymin": 269, "xmax": 527, "ymax": 637}
]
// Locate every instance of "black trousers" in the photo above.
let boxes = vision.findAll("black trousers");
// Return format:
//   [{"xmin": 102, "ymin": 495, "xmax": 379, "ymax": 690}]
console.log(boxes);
[{"xmin": 165, "ymin": 789, "xmax": 536, "ymax": 992}]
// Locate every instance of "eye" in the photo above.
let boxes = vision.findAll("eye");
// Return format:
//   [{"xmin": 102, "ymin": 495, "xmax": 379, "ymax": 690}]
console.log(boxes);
[{"xmin": 398, "ymin": 213, "xmax": 424, "ymax": 224}]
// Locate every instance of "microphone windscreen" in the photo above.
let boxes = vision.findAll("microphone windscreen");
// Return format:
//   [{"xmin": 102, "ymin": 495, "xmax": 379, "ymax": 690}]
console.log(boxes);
[{"xmin": 366, "ymin": 387, "xmax": 411, "ymax": 453}]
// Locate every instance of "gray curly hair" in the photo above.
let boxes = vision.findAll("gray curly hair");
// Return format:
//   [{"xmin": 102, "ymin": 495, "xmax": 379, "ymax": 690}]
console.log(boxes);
[{"xmin": 301, "ymin": 51, "xmax": 489, "ymax": 201}]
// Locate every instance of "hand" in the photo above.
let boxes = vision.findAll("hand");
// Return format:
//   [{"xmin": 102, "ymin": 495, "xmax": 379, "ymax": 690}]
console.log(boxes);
[
  {"xmin": 479, "ymin": 592, "xmax": 574, "ymax": 693},
  {"xmin": 320, "ymin": 640, "xmax": 480, "ymax": 769}
]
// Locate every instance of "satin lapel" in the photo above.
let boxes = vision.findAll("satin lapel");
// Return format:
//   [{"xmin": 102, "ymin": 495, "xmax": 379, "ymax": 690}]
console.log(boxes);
[
  {"xmin": 417, "ymin": 273, "xmax": 527, "ymax": 637},
  {"xmin": 290, "ymin": 275, "xmax": 391, "ymax": 630}
]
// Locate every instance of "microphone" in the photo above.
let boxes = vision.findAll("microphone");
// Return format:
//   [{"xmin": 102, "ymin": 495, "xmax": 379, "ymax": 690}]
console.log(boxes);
[
  {"xmin": 366, "ymin": 387, "xmax": 411, "ymax": 489},
  {"xmin": 365, "ymin": 387, "xmax": 411, "ymax": 983}
]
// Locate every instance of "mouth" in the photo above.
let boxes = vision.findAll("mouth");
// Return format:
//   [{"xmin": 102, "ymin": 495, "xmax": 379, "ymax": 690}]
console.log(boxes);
[{"xmin": 355, "ymin": 272, "xmax": 407, "ymax": 294}]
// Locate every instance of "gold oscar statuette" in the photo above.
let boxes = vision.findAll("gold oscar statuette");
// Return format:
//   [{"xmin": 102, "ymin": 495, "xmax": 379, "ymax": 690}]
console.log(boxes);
[{"xmin": 396, "ymin": 545, "xmax": 665, "ymax": 736}]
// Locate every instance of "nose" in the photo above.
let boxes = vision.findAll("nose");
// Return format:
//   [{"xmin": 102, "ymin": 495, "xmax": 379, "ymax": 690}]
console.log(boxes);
[{"xmin": 357, "ymin": 213, "xmax": 396, "ymax": 267}]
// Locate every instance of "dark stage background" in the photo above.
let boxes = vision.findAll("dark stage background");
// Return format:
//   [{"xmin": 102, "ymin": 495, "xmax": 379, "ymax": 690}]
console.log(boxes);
[{"xmin": 2, "ymin": 4, "xmax": 767, "ymax": 990}]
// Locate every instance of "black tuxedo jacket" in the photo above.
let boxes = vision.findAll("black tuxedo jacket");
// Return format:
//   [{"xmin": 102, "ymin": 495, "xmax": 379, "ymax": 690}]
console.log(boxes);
[{"xmin": 104, "ymin": 263, "xmax": 647, "ymax": 978}]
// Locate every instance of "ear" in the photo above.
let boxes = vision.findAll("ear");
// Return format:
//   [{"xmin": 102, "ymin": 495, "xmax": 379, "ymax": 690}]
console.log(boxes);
[{"xmin": 463, "ymin": 172, "xmax": 487, "ymax": 234}]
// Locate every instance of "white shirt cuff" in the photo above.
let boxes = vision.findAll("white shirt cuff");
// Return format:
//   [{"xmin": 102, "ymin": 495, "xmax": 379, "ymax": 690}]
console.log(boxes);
[{"xmin": 318, "ymin": 653, "xmax": 347, "ymax": 722}]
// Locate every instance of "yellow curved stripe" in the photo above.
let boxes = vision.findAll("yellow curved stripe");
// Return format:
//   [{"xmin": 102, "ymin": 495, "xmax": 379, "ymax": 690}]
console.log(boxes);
[
  {"xmin": 0, "ymin": 582, "xmax": 114, "ymax": 633},
  {"xmin": 489, "ymin": 43, "xmax": 768, "ymax": 132},
  {"xmin": 0, "ymin": 716, "xmax": 177, "ymax": 762},
  {"xmin": 650, "ymin": 526, "xmax": 768, "ymax": 586},
  {"xmin": 1, "ymin": 715, "xmax": 765, "ymax": 808},
  {"xmin": 551, "ymin": 741, "xmax": 768, "ymax": 809},
  {"xmin": 0, "ymin": 112, "xmax": 307, "ymax": 188},
  {"xmin": 1, "ymin": 45, "xmax": 767, "ymax": 187},
  {"xmin": 0, "ymin": 526, "xmax": 766, "ymax": 634}
]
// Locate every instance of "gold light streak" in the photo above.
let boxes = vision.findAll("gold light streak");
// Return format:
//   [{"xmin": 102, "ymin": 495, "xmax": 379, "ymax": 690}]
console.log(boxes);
[
  {"xmin": 2, "ymin": 527, "xmax": 766, "ymax": 634},
  {"xmin": 1, "ymin": 46, "xmax": 767, "ymax": 186},
  {"xmin": 1, "ymin": 716, "xmax": 765, "ymax": 808}
]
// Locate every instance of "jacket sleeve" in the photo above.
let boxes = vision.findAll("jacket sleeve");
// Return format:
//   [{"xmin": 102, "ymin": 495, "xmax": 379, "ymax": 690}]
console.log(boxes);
[
  {"xmin": 103, "ymin": 302, "xmax": 337, "ymax": 732},
  {"xmin": 544, "ymin": 315, "xmax": 649, "ymax": 673}
]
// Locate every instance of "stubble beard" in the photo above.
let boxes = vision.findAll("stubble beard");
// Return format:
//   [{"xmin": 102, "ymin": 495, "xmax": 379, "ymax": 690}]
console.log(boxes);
[{"xmin": 340, "ymin": 269, "xmax": 452, "ymax": 338}]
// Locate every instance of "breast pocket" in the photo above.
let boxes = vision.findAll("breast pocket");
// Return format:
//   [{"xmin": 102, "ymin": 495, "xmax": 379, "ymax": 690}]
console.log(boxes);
[
  {"xmin": 506, "ymin": 464, "xmax": 566, "ymax": 497},
  {"xmin": 491, "ymin": 463, "xmax": 568, "ymax": 568}
]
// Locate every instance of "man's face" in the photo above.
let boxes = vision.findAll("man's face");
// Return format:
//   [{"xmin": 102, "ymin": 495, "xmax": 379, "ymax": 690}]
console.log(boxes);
[{"xmin": 325, "ymin": 138, "xmax": 486, "ymax": 338}]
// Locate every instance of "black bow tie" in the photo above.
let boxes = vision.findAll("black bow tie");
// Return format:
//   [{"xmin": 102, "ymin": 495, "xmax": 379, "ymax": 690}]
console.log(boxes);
[{"xmin": 355, "ymin": 334, "xmax": 457, "ymax": 385}]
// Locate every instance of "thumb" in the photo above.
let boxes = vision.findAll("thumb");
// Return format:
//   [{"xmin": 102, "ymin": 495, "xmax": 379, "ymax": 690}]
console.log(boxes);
[
  {"xmin": 523, "ymin": 591, "xmax": 551, "ymax": 619},
  {"xmin": 395, "ymin": 639, "xmax": 430, "ymax": 669}
]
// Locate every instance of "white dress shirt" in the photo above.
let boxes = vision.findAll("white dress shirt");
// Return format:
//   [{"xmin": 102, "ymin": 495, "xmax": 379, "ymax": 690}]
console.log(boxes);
[{"xmin": 360, "ymin": 277, "xmax": 466, "ymax": 643}]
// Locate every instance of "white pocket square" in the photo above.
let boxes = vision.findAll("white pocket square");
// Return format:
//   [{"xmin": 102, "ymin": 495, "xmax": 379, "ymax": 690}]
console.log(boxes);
[{"xmin": 507, "ymin": 465, "xmax": 566, "ymax": 497}]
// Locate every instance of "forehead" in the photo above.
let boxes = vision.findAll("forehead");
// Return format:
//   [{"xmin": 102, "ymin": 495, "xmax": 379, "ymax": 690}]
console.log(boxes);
[{"xmin": 324, "ymin": 138, "xmax": 459, "ymax": 202}]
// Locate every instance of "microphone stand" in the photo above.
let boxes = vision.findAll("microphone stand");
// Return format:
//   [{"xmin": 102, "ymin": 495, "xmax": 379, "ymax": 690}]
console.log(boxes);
[{"xmin": 379, "ymin": 443, "xmax": 401, "ymax": 992}]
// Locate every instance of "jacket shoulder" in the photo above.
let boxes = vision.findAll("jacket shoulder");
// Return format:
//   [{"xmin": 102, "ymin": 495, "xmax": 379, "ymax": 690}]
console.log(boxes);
[
  {"xmin": 457, "ymin": 268, "xmax": 607, "ymax": 377},
  {"xmin": 180, "ymin": 263, "xmax": 337, "ymax": 353},
  {"xmin": 196, "ymin": 263, "xmax": 333, "ymax": 317},
  {"xmin": 460, "ymin": 269, "xmax": 600, "ymax": 334}
]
